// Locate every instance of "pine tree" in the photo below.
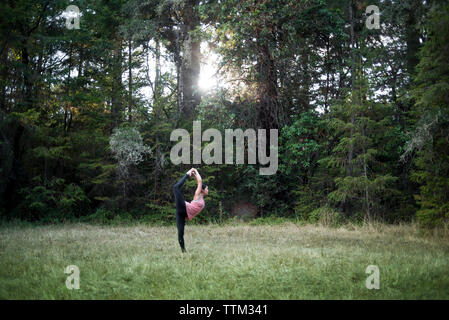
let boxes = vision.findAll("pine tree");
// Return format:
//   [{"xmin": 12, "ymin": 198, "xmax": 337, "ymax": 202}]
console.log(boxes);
[
  {"xmin": 321, "ymin": 79, "xmax": 397, "ymax": 220},
  {"xmin": 404, "ymin": 1, "xmax": 449, "ymax": 227}
]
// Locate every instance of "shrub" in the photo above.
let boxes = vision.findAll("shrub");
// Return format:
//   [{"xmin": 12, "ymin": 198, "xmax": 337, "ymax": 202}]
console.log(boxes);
[
  {"xmin": 309, "ymin": 206, "xmax": 343, "ymax": 227},
  {"xmin": 18, "ymin": 177, "xmax": 89, "ymax": 222},
  {"xmin": 144, "ymin": 203, "xmax": 175, "ymax": 225},
  {"xmin": 80, "ymin": 208, "xmax": 115, "ymax": 224}
]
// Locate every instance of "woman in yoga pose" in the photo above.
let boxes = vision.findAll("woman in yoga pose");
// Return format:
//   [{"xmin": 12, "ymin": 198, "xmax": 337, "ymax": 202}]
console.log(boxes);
[{"xmin": 173, "ymin": 168, "xmax": 208, "ymax": 252}]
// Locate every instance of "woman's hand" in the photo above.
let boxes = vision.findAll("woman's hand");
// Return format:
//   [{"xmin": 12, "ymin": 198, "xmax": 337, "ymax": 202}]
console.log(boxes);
[{"xmin": 192, "ymin": 169, "xmax": 202, "ymax": 200}]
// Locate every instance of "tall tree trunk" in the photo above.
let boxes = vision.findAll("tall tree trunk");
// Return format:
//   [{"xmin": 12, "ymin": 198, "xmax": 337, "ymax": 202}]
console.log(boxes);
[
  {"xmin": 78, "ymin": 43, "xmax": 83, "ymax": 78},
  {"xmin": 20, "ymin": 40, "xmax": 33, "ymax": 112},
  {"xmin": 362, "ymin": 126, "xmax": 370, "ymax": 221},
  {"xmin": 175, "ymin": 30, "xmax": 183, "ymax": 119},
  {"xmin": 257, "ymin": 42, "xmax": 280, "ymax": 131},
  {"xmin": 0, "ymin": 42, "xmax": 8, "ymax": 112},
  {"xmin": 128, "ymin": 39, "xmax": 133, "ymax": 121},
  {"xmin": 154, "ymin": 38, "xmax": 162, "ymax": 101},
  {"xmin": 300, "ymin": 41, "xmax": 311, "ymax": 115},
  {"xmin": 347, "ymin": 0, "xmax": 356, "ymax": 177},
  {"xmin": 401, "ymin": 0, "xmax": 422, "ymax": 194},
  {"xmin": 180, "ymin": 0, "xmax": 201, "ymax": 119},
  {"xmin": 325, "ymin": 37, "xmax": 330, "ymax": 113},
  {"xmin": 64, "ymin": 43, "xmax": 72, "ymax": 136},
  {"xmin": 111, "ymin": 39, "xmax": 123, "ymax": 129},
  {"xmin": 405, "ymin": 0, "xmax": 421, "ymax": 78}
]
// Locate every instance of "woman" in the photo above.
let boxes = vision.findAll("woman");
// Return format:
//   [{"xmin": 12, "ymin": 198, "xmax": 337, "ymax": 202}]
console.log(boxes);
[{"xmin": 173, "ymin": 168, "xmax": 208, "ymax": 252}]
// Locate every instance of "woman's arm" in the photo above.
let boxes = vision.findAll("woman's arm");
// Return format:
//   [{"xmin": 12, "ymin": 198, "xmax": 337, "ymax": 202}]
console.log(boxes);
[{"xmin": 192, "ymin": 168, "xmax": 203, "ymax": 200}]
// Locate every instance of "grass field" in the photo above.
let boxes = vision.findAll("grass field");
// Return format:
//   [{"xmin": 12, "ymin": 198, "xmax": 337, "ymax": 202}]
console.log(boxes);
[{"xmin": 1, "ymin": 221, "xmax": 448, "ymax": 299}]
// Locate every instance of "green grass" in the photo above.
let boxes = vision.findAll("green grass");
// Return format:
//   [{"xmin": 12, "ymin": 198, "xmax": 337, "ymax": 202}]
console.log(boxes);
[{"xmin": 0, "ymin": 221, "xmax": 449, "ymax": 299}]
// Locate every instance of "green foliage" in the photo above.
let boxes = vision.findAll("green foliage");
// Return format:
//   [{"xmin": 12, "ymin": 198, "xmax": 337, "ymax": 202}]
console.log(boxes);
[
  {"xmin": 17, "ymin": 177, "xmax": 90, "ymax": 222},
  {"xmin": 410, "ymin": 140, "xmax": 449, "ymax": 227},
  {"xmin": 308, "ymin": 206, "xmax": 343, "ymax": 227},
  {"xmin": 320, "ymin": 82, "xmax": 400, "ymax": 219},
  {"xmin": 0, "ymin": 0, "xmax": 444, "ymax": 228},
  {"xmin": 144, "ymin": 202, "xmax": 175, "ymax": 225},
  {"xmin": 80, "ymin": 207, "xmax": 115, "ymax": 224},
  {"xmin": 406, "ymin": 2, "xmax": 449, "ymax": 227},
  {"xmin": 293, "ymin": 185, "xmax": 323, "ymax": 220},
  {"xmin": 280, "ymin": 111, "xmax": 323, "ymax": 176}
]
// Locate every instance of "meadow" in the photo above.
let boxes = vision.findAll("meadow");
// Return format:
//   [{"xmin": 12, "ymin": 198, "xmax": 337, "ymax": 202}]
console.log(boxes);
[{"xmin": 1, "ymin": 221, "xmax": 448, "ymax": 299}]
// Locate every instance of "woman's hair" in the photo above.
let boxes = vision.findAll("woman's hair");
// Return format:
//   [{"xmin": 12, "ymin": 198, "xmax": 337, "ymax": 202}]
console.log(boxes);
[{"xmin": 201, "ymin": 183, "xmax": 207, "ymax": 190}]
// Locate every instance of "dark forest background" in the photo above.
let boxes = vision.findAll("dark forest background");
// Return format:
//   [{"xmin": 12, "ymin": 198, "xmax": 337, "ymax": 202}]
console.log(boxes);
[{"xmin": 0, "ymin": 0, "xmax": 448, "ymax": 227}]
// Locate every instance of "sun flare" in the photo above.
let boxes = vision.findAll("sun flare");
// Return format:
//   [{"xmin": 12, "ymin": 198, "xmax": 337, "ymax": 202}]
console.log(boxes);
[{"xmin": 198, "ymin": 43, "xmax": 220, "ymax": 92}]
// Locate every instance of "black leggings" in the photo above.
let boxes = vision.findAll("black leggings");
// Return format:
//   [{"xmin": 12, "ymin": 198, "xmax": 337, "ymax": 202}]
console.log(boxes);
[{"xmin": 173, "ymin": 174, "xmax": 189, "ymax": 252}]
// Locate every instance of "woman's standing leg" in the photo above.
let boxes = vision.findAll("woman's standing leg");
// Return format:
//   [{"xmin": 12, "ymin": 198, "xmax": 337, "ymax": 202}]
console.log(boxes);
[
  {"xmin": 176, "ymin": 212, "xmax": 186, "ymax": 252},
  {"xmin": 173, "ymin": 174, "xmax": 189, "ymax": 252}
]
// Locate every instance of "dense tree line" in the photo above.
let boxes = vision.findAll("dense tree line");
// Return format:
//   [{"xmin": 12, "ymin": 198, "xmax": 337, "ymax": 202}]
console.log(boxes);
[{"xmin": 0, "ymin": 0, "xmax": 447, "ymax": 226}]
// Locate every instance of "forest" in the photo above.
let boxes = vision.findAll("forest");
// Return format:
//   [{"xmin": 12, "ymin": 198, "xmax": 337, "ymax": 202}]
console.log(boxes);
[{"xmin": 0, "ymin": 0, "xmax": 448, "ymax": 228}]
